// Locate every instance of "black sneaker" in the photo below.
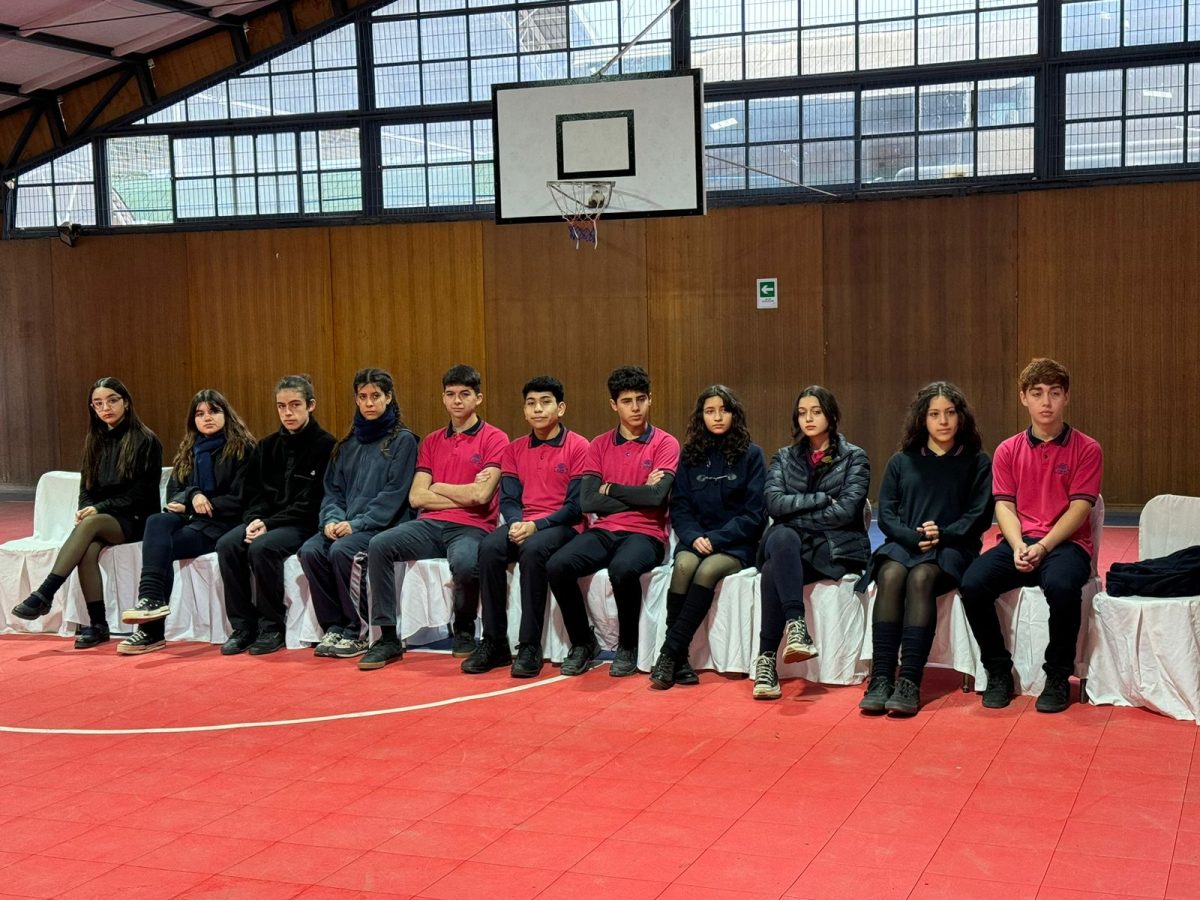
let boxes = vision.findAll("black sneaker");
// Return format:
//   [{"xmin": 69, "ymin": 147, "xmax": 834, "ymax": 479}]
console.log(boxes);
[
  {"xmin": 220, "ymin": 630, "xmax": 256, "ymax": 656},
  {"xmin": 358, "ymin": 639, "xmax": 403, "ymax": 671},
  {"xmin": 248, "ymin": 631, "xmax": 285, "ymax": 656},
  {"xmin": 117, "ymin": 628, "xmax": 166, "ymax": 656},
  {"xmin": 859, "ymin": 675, "xmax": 894, "ymax": 714},
  {"xmin": 121, "ymin": 596, "xmax": 170, "ymax": 624},
  {"xmin": 610, "ymin": 646, "xmax": 638, "ymax": 677},
  {"xmin": 11, "ymin": 592, "xmax": 52, "ymax": 620},
  {"xmin": 981, "ymin": 668, "xmax": 1014, "ymax": 709},
  {"xmin": 674, "ymin": 658, "xmax": 700, "ymax": 686},
  {"xmin": 313, "ymin": 629, "xmax": 343, "ymax": 658},
  {"xmin": 885, "ymin": 677, "xmax": 921, "ymax": 717},
  {"xmin": 74, "ymin": 623, "xmax": 110, "ymax": 650},
  {"xmin": 461, "ymin": 636, "xmax": 513, "ymax": 674},
  {"xmin": 648, "ymin": 653, "xmax": 676, "ymax": 690},
  {"xmin": 560, "ymin": 640, "xmax": 599, "ymax": 676},
  {"xmin": 752, "ymin": 652, "xmax": 781, "ymax": 700},
  {"xmin": 511, "ymin": 643, "xmax": 543, "ymax": 678},
  {"xmin": 451, "ymin": 632, "xmax": 477, "ymax": 659},
  {"xmin": 1035, "ymin": 674, "xmax": 1071, "ymax": 713},
  {"xmin": 781, "ymin": 616, "xmax": 818, "ymax": 663}
]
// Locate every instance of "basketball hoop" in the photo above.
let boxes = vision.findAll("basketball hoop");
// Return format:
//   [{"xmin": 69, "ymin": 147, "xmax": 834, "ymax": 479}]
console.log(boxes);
[{"xmin": 547, "ymin": 180, "xmax": 614, "ymax": 250}]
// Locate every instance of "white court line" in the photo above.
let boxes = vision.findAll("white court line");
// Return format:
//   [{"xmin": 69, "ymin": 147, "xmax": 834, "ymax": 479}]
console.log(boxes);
[{"xmin": 0, "ymin": 672, "xmax": 575, "ymax": 737}]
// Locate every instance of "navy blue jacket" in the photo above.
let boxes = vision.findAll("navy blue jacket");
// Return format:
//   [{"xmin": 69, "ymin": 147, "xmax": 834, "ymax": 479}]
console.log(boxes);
[
  {"xmin": 321, "ymin": 428, "xmax": 419, "ymax": 534},
  {"xmin": 669, "ymin": 443, "xmax": 768, "ymax": 567}
]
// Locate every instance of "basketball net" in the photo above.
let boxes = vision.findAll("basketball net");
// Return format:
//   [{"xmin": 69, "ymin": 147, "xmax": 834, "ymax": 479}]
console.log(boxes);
[{"xmin": 547, "ymin": 180, "xmax": 614, "ymax": 250}]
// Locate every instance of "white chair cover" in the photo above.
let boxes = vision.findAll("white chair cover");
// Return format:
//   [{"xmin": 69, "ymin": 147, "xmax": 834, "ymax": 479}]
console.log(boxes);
[
  {"xmin": 1083, "ymin": 494, "xmax": 1200, "ymax": 721},
  {"xmin": 774, "ymin": 576, "xmax": 870, "ymax": 685},
  {"xmin": 684, "ymin": 568, "xmax": 760, "ymax": 674},
  {"xmin": 0, "ymin": 469, "xmax": 171, "ymax": 636}
]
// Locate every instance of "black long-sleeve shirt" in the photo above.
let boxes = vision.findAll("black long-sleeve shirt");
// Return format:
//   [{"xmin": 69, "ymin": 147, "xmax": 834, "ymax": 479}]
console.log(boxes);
[{"xmin": 78, "ymin": 419, "xmax": 163, "ymax": 539}]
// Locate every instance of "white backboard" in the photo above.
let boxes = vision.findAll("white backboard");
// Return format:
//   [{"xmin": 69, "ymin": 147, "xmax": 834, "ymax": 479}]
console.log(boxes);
[{"xmin": 493, "ymin": 70, "xmax": 705, "ymax": 224}]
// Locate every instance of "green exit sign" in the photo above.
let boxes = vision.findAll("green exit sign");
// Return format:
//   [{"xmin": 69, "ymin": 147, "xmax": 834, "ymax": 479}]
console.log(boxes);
[{"xmin": 756, "ymin": 277, "xmax": 778, "ymax": 309}]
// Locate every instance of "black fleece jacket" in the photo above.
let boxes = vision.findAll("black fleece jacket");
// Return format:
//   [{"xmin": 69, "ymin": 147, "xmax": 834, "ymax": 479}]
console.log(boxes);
[{"xmin": 241, "ymin": 417, "xmax": 336, "ymax": 532}]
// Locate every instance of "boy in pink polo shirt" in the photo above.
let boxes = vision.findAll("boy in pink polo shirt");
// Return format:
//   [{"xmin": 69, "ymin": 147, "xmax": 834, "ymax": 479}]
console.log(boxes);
[
  {"xmin": 546, "ymin": 366, "xmax": 680, "ymax": 678},
  {"xmin": 361, "ymin": 365, "xmax": 508, "ymax": 670},
  {"xmin": 961, "ymin": 358, "xmax": 1103, "ymax": 713},
  {"xmin": 461, "ymin": 375, "xmax": 591, "ymax": 678}
]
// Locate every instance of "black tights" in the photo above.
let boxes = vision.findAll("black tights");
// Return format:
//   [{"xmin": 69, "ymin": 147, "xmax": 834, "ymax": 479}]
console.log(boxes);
[
  {"xmin": 871, "ymin": 560, "xmax": 942, "ymax": 684},
  {"xmin": 661, "ymin": 551, "xmax": 743, "ymax": 661},
  {"xmin": 48, "ymin": 514, "xmax": 126, "ymax": 603}
]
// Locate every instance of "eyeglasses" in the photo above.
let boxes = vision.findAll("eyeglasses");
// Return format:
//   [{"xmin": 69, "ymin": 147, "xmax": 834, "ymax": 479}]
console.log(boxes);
[{"xmin": 91, "ymin": 397, "xmax": 125, "ymax": 410}]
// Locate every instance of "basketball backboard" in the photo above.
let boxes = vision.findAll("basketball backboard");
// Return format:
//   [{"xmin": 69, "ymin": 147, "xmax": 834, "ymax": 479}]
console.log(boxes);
[{"xmin": 492, "ymin": 70, "xmax": 705, "ymax": 224}]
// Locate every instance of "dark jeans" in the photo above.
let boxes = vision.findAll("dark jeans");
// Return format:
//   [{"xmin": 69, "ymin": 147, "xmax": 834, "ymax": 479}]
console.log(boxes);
[
  {"xmin": 138, "ymin": 512, "xmax": 219, "ymax": 641},
  {"xmin": 216, "ymin": 524, "xmax": 309, "ymax": 636},
  {"xmin": 758, "ymin": 526, "xmax": 827, "ymax": 655},
  {"xmin": 546, "ymin": 529, "xmax": 664, "ymax": 648},
  {"xmin": 960, "ymin": 538, "xmax": 1092, "ymax": 678},
  {"xmin": 478, "ymin": 523, "xmax": 578, "ymax": 647},
  {"xmin": 366, "ymin": 519, "xmax": 487, "ymax": 634},
  {"xmin": 298, "ymin": 530, "xmax": 375, "ymax": 635}
]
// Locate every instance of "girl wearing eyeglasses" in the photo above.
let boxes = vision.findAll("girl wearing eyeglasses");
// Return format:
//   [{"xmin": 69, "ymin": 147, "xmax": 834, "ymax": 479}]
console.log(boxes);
[
  {"xmin": 11, "ymin": 377, "xmax": 163, "ymax": 648},
  {"xmin": 117, "ymin": 389, "xmax": 257, "ymax": 655}
]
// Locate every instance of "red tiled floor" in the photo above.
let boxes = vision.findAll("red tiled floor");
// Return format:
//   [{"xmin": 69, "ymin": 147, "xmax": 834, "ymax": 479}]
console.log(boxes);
[
  {"xmin": 786, "ymin": 861, "xmax": 919, "ymax": 899},
  {"xmin": 418, "ymin": 860, "xmax": 560, "ymax": 900},
  {"xmin": 316, "ymin": 850, "xmax": 455, "ymax": 895},
  {"xmin": 58, "ymin": 865, "xmax": 213, "ymax": 899}
]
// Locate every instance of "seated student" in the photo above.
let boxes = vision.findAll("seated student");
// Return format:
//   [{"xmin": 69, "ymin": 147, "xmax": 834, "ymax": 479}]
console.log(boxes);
[
  {"xmin": 960, "ymin": 358, "xmax": 1102, "ymax": 714},
  {"xmin": 650, "ymin": 385, "xmax": 766, "ymax": 690},
  {"xmin": 300, "ymin": 368, "xmax": 418, "ymax": 660},
  {"xmin": 860, "ymin": 382, "xmax": 993, "ymax": 716},
  {"xmin": 546, "ymin": 365, "xmax": 680, "ymax": 678},
  {"xmin": 752, "ymin": 385, "xmax": 870, "ymax": 700},
  {"xmin": 11, "ymin": 377, "xmax": 163, "ymax": 648},
  {"xmin": 361, "ymin": 365, "xmax": 508, "ymax": 671},
  {"xmin": 462, "ymin": 375, "xmax": 589, "ymax": 678},
  {"xmin": 118, "ymin": 390, "xmax": 256, "ymax": 654},
  {"xmin": 216, "ymin": 375, "xmax": 335, "ymax": 657}
]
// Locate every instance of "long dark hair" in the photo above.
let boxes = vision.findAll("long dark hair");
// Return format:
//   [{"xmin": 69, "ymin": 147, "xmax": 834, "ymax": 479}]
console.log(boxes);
[
  {"xmin": 682, "ymin": 384, "xmax": 752, "ymax": 467},
  {"xmin": 172, "ymin": 389, "xmax": 256, "ymax": 481},
  {"xmin": 900, "ymin": 381, "xmax": 983, "ymax": 453},
  {"xmin": 81, "ymin": 377, "xmax": 158, "ymax": 490},
  {"xmin": 790, "ymin": 384, "xmax": 841, "ymax": 451},
  {"xmin": 331, "ymin": 367, "xmax": 410, "ymax": 462}
]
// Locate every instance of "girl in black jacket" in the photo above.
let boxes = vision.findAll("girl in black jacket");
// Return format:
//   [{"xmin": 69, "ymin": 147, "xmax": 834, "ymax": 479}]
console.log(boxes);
[
  {"xmin": 860, "ymin": 382, "xmax": 992, "ymax": 716},
  {"xmin": 117, "ymin": 389, "xmax": 257, "ymax": 655},
  {"xmin": 11, "ymin": 377, "xmax": 163, "ymax": 648},
  {"xmin": 650, "ymin": 385, "xmax": 766, "ymax": 689},
  {"xmin": 216, "ymin": 375, "xmax": 335, "ymax": 657},
  {"xmin": 754, "ymin": 385, "xmax": 870, "ymax": 700}
]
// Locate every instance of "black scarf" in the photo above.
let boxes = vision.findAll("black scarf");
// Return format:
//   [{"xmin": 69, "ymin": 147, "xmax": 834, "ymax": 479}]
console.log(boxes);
[
  {"xmin": 193, "ymin": 433, "xmax": 226, "ymax": 493},
  {"xmin": 352, "ymin": 406, "xmax": 396, "ymax": 445}
]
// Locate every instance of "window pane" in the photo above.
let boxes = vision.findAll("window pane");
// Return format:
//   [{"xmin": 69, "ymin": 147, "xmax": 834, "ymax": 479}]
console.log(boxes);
[
  {"xmin": 1125, "ymin": 0, "xmax": 1183, "ymax": 46},
  {"xmin": 1126, "ymin": 65, "xmax": 1185, "ymax": 116},
  {"xmin": 15, "ymin": 186, "xmax": 55, "ymax": 228},
  {"xmin": 918, "ymin": 14, "xmax": 976, "ymax": 66},
  {"xmin": 747, "ymin": 0, "xmax": 798, "ymax": 30},
  {"xmin": 705, "ymin": 101, "xmax": 746, "ymax": 144},
  {"xmin": 177, "ymin": 179, "xmax": 216, "ymax": 218},
  {"xmin": 470, "ymin": 11, "xmax": 517, "ymax": 54},
  {"xmin": 422, "ymin": 16, "xmax": 468, "ymax": 59},
  {"xmin": 979, "ymin": 77, "xmax": 1034, "ymax": 126},
  {"xmin": 383, "ymin": 167, "xmax": 427, "ymax": 207},
  {"xmin": 108, "ymin": 135, "xmax": 174, "ymax": 225},
  {"xmin": 315, "ymin": 70, "xmax": 359, "ymax": 113},
  {"xmin": 746, "ymin": 32, "xmax": 797, "ymax": 79},
  {"xmin": 1066, "ymin": 70, "xmax": 1123, "ymax": 120},
  {"xmin": 692, "ymin": 0, "xmax": 740, "ymax": 36},
  {"xmin": 1061, "ymin": 1, "xmax": 1119, "ymax": 51},
  {"xmin": 863, "ymin": 88, "xmax": 915, "ymax": 134},
  {"xmin": 748, "ymin": 143, "xmax": 800, "ymax": 188},
  {"xmin": 174, "ymin": 138, "xmax": 214, "ymax": 177},
  {"xmin": 863, "ymin": 136, "xmax": 915, "ymax": 181},
  {"xmin": 804, "ymin": 92, "xmax": 855, "ymax": 138},
  {"xmin": 705, "ymin": 147, "xmax": 748, "ymax": 191},
  {"xmin": 471, "ymin": 57, "xmax": 517, "ymax": 100},
  {"xmin": 520, "ymin": 7, "xmax": 569, "ymax": 51},
  {"xmin": 54, "ymin": 183, "xmax": 97, "ymax": 225},
  {"xmin": 749, "ymin": 97, "xmax": 800, "ymax": 143},
  {"xmin": 978, "ymin": 126, "xmax": 1034, "ymax": 174},
  {"xmin": 693, "ymin": 36, "xmax": 743, "ymax": 82},
  {"xmin": 980, "ymin": 7, "xmax": 1037, "ymax": 60},
  {"xmin": 918, "ymin": 131, "xmax": 974, "ymax": 178},
  {"xmin": 1126, "ymin": 116, "xmax": 1185, "ymax": 164},
  {"xmin": 1065, "ymin": 120, "xmax": 1122, "ymax": 168},
  {"xmin": 860, "ymin": 21, "xmax": 915, "ymax": 70},
  {"xmin": 381, "ymin": 123, "xmax": 426, "ymax": 166},
  {"xmin": 571, "ymin": 3, "xmax": 618, "ymax": 46},
  {"xmin": 429, "ymin": 164, "xmax": 474, "ymax": 204},
  {"xmin": 374, "ymin": 21, "xmax": 420, "ymax": 64},
  {"xmin": 424, "ymin": 61, "xmax": 471, "ymax": 104},
  {"xmin": 801, "ymin": 26, "xmax": 855, "ymax": 74},
  {"xmin": 229, "ymin": 77, "xmax": 271, "ymax": 118},
  {"xmin": 375, "ymin": 65, "xmax": 421, "ymax": 108},
  {"xmin": 804, "ymin": 140, "xmax": 855, "ymax": 184},
  {"xmin": 920, "ymin": 83, "xmax": 973, "ymax": 131}
]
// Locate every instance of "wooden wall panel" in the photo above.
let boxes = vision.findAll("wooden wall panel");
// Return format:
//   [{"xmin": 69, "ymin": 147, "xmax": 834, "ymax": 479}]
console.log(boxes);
[
  {"xmin": 48, "ymin": 233, "xmax": 192, "ymax": 467},
  {"xmin": 1018, "ymin": 183, "xmax": 1200, "ymax": 507},
  {"xmin": 329, "ymin": 222, "xmax": 486, "ymax": 437},
  {"xmin": 823, "ymin": 194, "xmax": 1019, "ymax": 494},
  {"xmin": 185, "ymin": 228, "xmax": 338, "ymax": 440},
  {"xmin": 482, "ymin": 219, "xmax": 649, "ymax": 443},
  {"xmin": 646, "ymin": 205, "xmax": 825, "ymax": 456},
  {"xmin": 0, "ymin": 240, "xmax": 59, "ymax": 483}
]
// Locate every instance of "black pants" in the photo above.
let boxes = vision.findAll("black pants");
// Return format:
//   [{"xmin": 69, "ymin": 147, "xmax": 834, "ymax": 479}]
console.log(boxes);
[
  {"xmin": 759, "ymin": 526, "xmax": 827, "ymax": 655},
  {"xmin": 478, "ymin": 523, "xmax": 578, "ymax": 647},
  {"xmin": 216, "ymin": 524, "xmax": 309, "ymax": 636},
  {"xmin": 138, "ymin": 512, "xmax": 219, "ymax": 641},
  {"xmin": 960, "ymin": 539, "xmax": 1092, "ymax": 679},
  {"xmin": 298, "ymin": 530, "xmax": 375, "ymax": 634},
  {"xmin": 546, "ymin": 529, "xmax": 664, "ymax": 648}
]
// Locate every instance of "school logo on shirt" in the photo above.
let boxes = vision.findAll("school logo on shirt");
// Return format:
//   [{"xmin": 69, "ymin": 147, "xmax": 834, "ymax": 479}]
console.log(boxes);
[
  {"xmin": 1055, "ymin": 463, "xmax": 1070, "ymax": 476},
  {"xmin": 470, "ymin": 453, "xmax": 483, "ymax": 466},
  {"xmin": 641, "ymin": 459, "xmax": 653, "ymax": 470},
  {"xmin": 553, "ymin": 462, "xmax": 568, "ymax": 474}
]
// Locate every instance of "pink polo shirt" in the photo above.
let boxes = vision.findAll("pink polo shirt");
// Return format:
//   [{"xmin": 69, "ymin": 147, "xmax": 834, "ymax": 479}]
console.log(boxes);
[
  {"xmin": 416, "ymin": 419, "xmax": 509, "ymax": 530},
  {"xmin": 502, "ymin": 428, "xmax": 591, "ymax": 531},
  {"xmin": 992, "ymin": 424, "xmax": 1103, "ymax": 558},
  {"xmin": 585, "ymin": 425, "xmax": 680, "ymax": 542}
]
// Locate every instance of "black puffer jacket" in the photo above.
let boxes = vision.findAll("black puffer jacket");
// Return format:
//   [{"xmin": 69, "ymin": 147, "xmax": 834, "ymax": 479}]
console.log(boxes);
[{"xmin": 760, "ymin": 434, "xmax": 871, "ymax": 578}]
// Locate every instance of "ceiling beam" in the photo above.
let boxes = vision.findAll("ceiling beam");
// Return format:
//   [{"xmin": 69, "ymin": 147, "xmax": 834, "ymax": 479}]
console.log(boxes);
[
  {"xmin": 133, "ymin": 1, "xmax": 241, "ymax": 27},
  {"xmin": 0, "ymin": 24, "xmax": 122, "ymax": 62}
]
